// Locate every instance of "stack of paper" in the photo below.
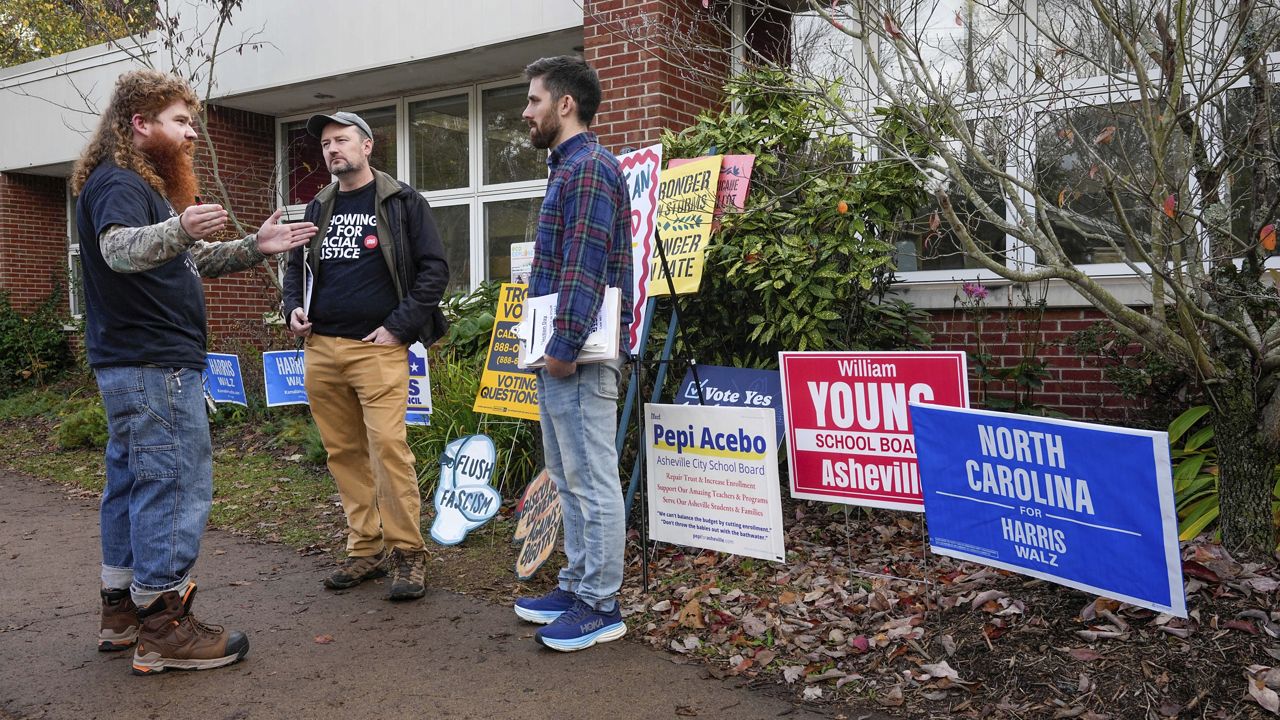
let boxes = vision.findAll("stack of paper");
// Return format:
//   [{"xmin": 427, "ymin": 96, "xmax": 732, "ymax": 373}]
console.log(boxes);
[{"xmin": 516, "ymin": 287, "xmax": 621, "ymax": 369}]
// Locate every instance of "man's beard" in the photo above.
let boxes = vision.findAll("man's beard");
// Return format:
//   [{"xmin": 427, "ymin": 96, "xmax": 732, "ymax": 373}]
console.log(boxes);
[
  {"xmin": 141, "ymin": 135, "xmax": 198, "ymax": 212},
  {"xmin": 329, "ymin": 156, "xmax": 364, "ymax": 176},
  {"xmin": 529, "ymin": 116, "xmax": 560, "ymax": 150}
]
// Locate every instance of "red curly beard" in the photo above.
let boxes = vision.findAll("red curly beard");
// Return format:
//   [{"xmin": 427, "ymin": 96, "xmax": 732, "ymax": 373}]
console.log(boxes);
[{"xmin": 140, "ymin": 134, "xmax": 198, "ymax": 212}]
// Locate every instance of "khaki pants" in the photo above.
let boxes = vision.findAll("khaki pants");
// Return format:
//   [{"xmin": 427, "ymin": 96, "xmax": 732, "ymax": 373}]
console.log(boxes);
[{"xmin": 304, "ymin": 335, "xmax": 425, "ymax": 555}]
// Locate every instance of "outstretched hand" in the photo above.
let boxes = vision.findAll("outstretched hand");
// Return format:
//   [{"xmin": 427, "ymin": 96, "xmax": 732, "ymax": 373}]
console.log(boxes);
[{"xmin": 256, "ymin": 209, "xmax": 317, "ymax": 256}]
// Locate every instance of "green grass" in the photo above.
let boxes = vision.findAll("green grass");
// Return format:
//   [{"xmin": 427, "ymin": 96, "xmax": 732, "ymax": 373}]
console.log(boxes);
[{"xmin": 209, "ymin": 447, "xmax": 342, "ymax": 546}]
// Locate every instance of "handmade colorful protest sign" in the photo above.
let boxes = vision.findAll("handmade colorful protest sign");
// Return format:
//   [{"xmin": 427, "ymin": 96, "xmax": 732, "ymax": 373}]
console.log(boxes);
[
  {"xmin": 911, "ymin": 403, "xmax": 1186, "ymax": 616},
  {"xmin": 203, "ymin": 353, "xmax": 246, "ymax": 406},
  {"xmin": 778, "ymin": 351, "xmax": 968, "ymax": 512},
  {"xmin": 650, "ymin": 155, "xmax": 719, "ymax": 296},
  {"xmin": 669, "ymin": 154, "xmax": 755, "ymax": 230},
  {"xmin": 512, "ymin": 469, "xmax": 561, "ymax": 580},
  {"xmin": 472, "ymin": 283, "xmax": 538, "ymax": 421},
  {"xmin": 676, "ymin": 364, "xmax": 783, "ymax": 443},
  {"xmin": 618, "ymin": 144, "xmax": 663, "ymax": 353},
  {"xmin": 430, "ymin": 434, "xmax": 501, "ymax": 546},
  {"xmin": 645, "ymin": 403, "xmax": 785, "ymax": 563},
  {"xmin": 262, "ymin": 350, "xmax": 308, "ymax": 407}
]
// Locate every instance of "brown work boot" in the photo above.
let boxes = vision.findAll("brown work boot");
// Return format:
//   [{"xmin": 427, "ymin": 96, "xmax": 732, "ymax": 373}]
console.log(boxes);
[
  {"xmin": 386, "ymin": 548, "xmax": 427, "ymax": 601},
  {"xmin": 99, "ymin": 587, "xmax": 138, "ymax": 652},
  {"xmin": 323, "ymin": 548, "xmax": 389, "ymax": 589},
  {"xmin": 131, "ymin": 584, "xmax": 249, "ymax": 675}
]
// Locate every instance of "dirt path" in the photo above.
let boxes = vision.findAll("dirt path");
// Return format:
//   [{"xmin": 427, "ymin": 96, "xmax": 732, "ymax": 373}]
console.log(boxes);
[{"xmin": 0, "ymin": 472, "xmax": 870, "ymax": 720}]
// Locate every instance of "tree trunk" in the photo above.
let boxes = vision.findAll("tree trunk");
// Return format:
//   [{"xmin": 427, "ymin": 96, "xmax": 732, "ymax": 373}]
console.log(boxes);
[{"xmin": 1211, "ymin": 370, "xmax": 1277, "ymax": 558}]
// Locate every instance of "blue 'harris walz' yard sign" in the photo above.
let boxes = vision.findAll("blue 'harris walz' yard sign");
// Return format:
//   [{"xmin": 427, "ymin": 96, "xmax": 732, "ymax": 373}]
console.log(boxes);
[{"xmin": 910, "ymin": 403, "xmax": 1186, "ymax": 617}]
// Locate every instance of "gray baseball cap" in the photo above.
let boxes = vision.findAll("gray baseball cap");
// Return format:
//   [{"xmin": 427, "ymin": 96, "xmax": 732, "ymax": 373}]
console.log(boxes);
[{"xmin": 306, "ymin": 111, "xmax": 373, "ymax": 139}]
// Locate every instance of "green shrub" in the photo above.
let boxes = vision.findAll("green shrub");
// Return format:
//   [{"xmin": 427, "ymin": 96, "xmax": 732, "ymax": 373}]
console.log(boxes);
[
  {"xmin": 1169, "ymin": 405, "xmax": 1280, "ymax": 543},
  {"xmin": 0, "ymin": 287, "xmax": 73, "ymax": 395},
  {"xmin": 441, "ymin": 282, "xmax": 501, "ymax": 361},
  {"xmin": 55, "ymin": 396, "xmax": 107, "ymax": 449},
  {"xmin": 1073, "ymin": 317, "xmax": 1196, "ymax": 430},
  {"xmin": 659, "ymin": 69, "xmax": 931, "ymax": 368}
]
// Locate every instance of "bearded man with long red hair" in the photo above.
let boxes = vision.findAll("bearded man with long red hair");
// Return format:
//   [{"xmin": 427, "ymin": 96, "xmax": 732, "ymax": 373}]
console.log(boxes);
[{"xmin": 72, "ymin": 68, "xmax": 316, "ymax": 675}]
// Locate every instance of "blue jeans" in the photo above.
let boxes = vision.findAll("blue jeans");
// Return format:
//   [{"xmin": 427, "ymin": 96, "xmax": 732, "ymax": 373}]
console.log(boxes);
[
  {"xmin": 536, "ymin": 358, "xmax": 624, "ymax": 611},
  {"xmin": 96, "ymin": 366, "xmax": 213, "ymax": 595}
]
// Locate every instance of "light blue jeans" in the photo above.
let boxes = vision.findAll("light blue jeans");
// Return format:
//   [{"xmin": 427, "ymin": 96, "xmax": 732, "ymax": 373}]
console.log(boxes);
[
  {"xmin": 536, "ymin": 358, "xmax": 624, "ymax": 611},
  {"xmin": 96, "ymin": 366, "xmax": 213, "ymax": 600}
]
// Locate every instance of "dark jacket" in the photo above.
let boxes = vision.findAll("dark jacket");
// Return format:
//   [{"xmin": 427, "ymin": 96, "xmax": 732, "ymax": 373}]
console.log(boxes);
[{"xmin": 282, "ymin": 169, "xmax": 450, "ymax": 346}]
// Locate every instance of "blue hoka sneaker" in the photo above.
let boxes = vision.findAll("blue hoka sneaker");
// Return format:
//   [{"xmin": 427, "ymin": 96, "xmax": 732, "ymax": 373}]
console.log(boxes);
[
  {"xmin": 534, "ymin": 599, "xmax": 626, "ymax": 652},
  {"xmin": 514, "ymin": 587, "xmax": 578, "ymax": 624}
]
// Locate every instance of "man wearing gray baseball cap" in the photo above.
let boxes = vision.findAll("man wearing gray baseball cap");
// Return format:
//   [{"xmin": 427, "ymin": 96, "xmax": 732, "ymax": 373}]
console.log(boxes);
[
  {"xmin": 283, "ymin": 110, "xmax": 449, "ymax": 602},
  {"xmin": 305, "ymin": 111, "xmax": 373, "ymax": 141}
]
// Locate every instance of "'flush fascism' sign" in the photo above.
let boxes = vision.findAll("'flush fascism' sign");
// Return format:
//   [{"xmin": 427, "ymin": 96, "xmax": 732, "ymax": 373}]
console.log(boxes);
[{"xmin": 778, "ymin": 352, "xmax": 968, "ymax": 512}]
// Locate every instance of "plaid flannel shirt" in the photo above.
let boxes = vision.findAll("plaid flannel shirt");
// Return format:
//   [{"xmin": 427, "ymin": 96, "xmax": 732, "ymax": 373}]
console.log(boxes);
[{"xmin": 529, "ymin": 132, "xmax": 634, "ymax": 363}]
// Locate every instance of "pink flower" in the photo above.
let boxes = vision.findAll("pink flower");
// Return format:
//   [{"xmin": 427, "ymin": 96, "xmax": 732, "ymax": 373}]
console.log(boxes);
[{"xmin": 962, "ymin": 282, "xmax": 989, "ymax": 300}]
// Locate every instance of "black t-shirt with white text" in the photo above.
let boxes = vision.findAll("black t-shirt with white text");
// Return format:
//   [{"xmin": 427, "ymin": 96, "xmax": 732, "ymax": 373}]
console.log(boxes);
[
  {"xmin": 75, "ymin": 163, "xmax": 208, "ymax": 369},
  {"xmin": 310, "ymin": 180, "xmax": 399, "ymax": 339}
]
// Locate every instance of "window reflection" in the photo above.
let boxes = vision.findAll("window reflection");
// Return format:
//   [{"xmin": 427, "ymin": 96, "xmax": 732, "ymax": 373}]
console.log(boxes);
[
  {"xmin": 1033, "ymin": 103, "xmax": 1184, "ymax": 264},
  {"xmin": 410, "ymin": 94, "xmax": 469, "ymax": 192},
  {"xmin": 485, "ymin": 197, "xmax": 542, "ymax": 281},
  {"xmin": 483, "ymin": 85, "xmax": 547, "ymax": 185},
  {"xmin": 431, "ymin": 204, "xmax": 471, "ymax": 294}
]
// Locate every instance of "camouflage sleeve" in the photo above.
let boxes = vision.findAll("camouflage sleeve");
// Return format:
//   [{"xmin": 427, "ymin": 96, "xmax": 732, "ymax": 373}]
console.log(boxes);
[
  {"xmin": 99, "ymin": 218, "xmax": 266, "ymax": 278},
  {"xmin": 189, "ymin": 234, "xmax": 267, "ymax": 278},
  {"xmin": 99, "ymin": 217, "xmax": 196, "ymax": 273}
]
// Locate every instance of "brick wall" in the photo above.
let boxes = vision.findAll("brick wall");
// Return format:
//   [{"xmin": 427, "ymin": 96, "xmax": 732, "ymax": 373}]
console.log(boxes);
[
  {"xmin": 922, "ymin": 307, "xmax": 1149, "ymax": 424},
  {"xmin": 584, "ymin": 0, "xmax": 729, "ymax": 152},
  {"xmin": 195, "ymin": 104, "xmax": 289, "ymax": 352},
  {"xmin": 0, "ymin": 172, "xmax": 69, "ymax": 314}
]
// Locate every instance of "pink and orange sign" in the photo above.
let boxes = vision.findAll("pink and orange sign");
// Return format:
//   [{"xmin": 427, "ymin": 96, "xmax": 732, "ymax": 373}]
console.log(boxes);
[{"xmin": 669, "ymin": 154, "xmax": 755, "ymax": 229}]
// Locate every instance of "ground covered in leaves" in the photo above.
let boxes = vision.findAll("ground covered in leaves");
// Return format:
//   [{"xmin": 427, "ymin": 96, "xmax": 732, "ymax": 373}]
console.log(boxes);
[
  {"xmin": 599, "ymin": 503, "xmax": 1280, "ymax": 719},
  {"xmin": 2, "ymin": 391, "xmax": 1278, "ymax": 719}
]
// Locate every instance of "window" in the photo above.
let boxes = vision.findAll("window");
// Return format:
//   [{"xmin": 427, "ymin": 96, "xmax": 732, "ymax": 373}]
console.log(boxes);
[
  {"xmin": 484, "ymin": 197, "xmax": 543, "ymax": 282},
  {"xmin": 409, "ymin": 93, "xmax": 470, "ymax": 192},
  {"xmin": 1033, "ymin": 102, "xmax": 1185, "ymax": 265},
  {"xmin": 280, "ymin": 119, "xmax": 327, "ymax": 206},
  {"xmin": 430, "ymin": 202, "xmax": 471, "ymax": 294},
  {"xmin": 359, "ymin": 104, "xmax": 398, "ymax": 179},
  {"xmin": 482, "ymin": 84, "xmax": 547, "ymax": 185}
]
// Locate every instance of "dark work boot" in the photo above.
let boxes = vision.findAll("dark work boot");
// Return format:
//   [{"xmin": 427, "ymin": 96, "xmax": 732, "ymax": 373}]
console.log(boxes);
[
  {"xmin": 99, "ymin": 587, "xmax": 139, "ymax": 652},
  {"xmin": 386, "ymin": 548, "xmax": 427, "ymax": 601},
  {"xmin": 131, "ymin": 584, "xmax": 249, "ymax": 675},
  {"xmin": 323, "ymin": 548, "xmax": 389, "ymax": 590}
]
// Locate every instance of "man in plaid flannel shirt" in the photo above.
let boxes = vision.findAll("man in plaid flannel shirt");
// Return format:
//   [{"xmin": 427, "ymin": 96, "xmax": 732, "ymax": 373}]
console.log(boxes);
[{"xmin": 512, "ymin": 56, "xmax": 634, "ymax": 652}]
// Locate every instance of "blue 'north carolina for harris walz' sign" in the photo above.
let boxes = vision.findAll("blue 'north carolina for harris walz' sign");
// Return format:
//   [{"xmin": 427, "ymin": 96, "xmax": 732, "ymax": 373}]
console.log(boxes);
[{"xmin": 910, "ymin": 403, "xmax": 1186, "ymax": 617}]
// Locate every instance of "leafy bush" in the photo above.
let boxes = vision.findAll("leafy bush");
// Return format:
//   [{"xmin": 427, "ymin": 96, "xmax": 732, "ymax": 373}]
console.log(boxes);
[
  {"xmin": 659, "ymin": 69, "xmax": 931, "ymax": 368},
  {"xmin": 440, "ymin": 282, "xmax": 501, "ymax": 360},
  {"xmin": 1073, "ymin": 319, "xmax": 1196, "ymax": 430},
  {"xmin": 55, "ymin": 396, "xmax": 107, "ymax": 449},
  {"xmin": 0, "ymin": 288, "xmax": 73, "ymax": 395},
  {"xmin": 1169, "ymin": 406, "xmax": 1280, "ymax": 542}
]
